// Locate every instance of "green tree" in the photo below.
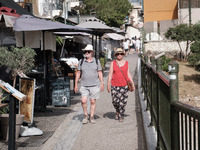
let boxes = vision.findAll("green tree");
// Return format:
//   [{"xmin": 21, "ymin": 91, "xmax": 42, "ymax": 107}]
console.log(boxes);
[
  {"xmin": 0, "ymin": 46, "xmax": 36, "ymax": 87},
  {"xmin": 75, "ymin": 0, "xmax": 132, "ymax": 27},
  {"xmin": 164, "ymin": 24, "xmax": 194, "ymax": 60}
]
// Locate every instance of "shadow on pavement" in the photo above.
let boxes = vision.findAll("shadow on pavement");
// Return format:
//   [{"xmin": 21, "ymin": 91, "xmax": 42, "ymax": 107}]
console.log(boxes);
[
  {"xmin": 103, "ymin": 112, "xmax": 129, "ymax": 120},
  {"xmin": 72, "ymin": 114, "xmax": 100, "ymax": 122}
]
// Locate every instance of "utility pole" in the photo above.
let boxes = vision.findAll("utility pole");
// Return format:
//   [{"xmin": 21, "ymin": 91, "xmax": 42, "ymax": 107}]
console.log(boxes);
[
  {"xmin": 64, "ymin": 0, "xmax": 69, "ymax": 24},
  {"xmin": 189, "ymin": 0, "xmax": 192, "ymax": 26}
]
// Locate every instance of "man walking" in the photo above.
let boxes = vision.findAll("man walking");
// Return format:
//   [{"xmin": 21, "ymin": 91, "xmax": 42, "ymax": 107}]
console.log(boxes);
[{"xmin": 74, "ymin": 44, "xmax": 104, "ymax": 124}]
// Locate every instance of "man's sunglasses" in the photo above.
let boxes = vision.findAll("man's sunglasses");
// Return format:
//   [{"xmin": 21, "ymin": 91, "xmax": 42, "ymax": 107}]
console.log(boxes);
[
  {"xmin": 116, "ymin": 53, "xmax": 124, "ymax": 56},
  {"xmin": 83, "ymin": 51, "xmax": 92, "ymax": 54}
]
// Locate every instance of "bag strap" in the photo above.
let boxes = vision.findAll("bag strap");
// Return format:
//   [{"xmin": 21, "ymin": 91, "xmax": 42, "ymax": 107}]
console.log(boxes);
[{"xmin": 115, "ymin": 60, "xmax": 128, "ymax": 83}]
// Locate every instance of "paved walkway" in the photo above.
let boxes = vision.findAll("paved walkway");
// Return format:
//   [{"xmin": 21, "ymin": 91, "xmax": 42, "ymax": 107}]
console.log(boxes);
[{"xmin": 42, "ymin": 53, "xmax": 146, "ymax": 150}]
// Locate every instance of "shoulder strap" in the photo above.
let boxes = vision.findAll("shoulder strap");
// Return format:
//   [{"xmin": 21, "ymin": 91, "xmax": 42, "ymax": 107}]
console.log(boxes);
[
  {"xmin": 116, "ymin": 60, "xmax": 128, "ymax": 82},
  {"xmin": 96, "ymin": 58, "xmax": 98, "ymax": 65},
  {"xmin": 80, "ymin": 58, "xmax": 84, "ymax": 66}
]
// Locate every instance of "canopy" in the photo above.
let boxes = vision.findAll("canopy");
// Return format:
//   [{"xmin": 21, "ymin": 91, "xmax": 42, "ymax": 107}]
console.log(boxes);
[
  {"xmin": 14, "ymin": 15, "xmax": 91, "ymax": 32},
  {"xmin": 76, "ymin": 18, "xmax": 115, "ymax": 35},
  {"xmin": 103, "ymin": 33, "xmax": 125, "ymax": 40}
]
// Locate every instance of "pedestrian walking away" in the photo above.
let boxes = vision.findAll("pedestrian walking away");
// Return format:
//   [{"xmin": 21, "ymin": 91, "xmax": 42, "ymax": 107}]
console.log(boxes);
[
  {"xmin": 74, "ymin": 44, "xmax": 104, "ymax": 124},
  {"xmin": 135, "ymin": 38, "xmax": 141, "ymax": 53},
  {"xmin": 107, "ymin": 48, "xmax": 135, "ymax": 122},
  {"xmin": 122, "ymin": 39, "xmax": 129, "ymax": 56}
]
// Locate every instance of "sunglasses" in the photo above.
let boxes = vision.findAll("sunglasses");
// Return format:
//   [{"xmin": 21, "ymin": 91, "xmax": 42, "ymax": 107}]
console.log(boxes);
[
  {"xmin": 83, "ymin": 51, "xmax": 92, "ymax": 54},
  {"xmin": 116, "ymin": 53, "xmax": 124, "ymax": 56}
]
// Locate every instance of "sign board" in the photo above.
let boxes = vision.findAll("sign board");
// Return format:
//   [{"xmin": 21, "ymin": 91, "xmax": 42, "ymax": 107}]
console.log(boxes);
[
  {"xmin": 51, "ymin": 77, "xmax": 70, "ymax": 106},
  {"xmin": 19, "ymin": 78, "xmax": 35, "ymax": 124}
]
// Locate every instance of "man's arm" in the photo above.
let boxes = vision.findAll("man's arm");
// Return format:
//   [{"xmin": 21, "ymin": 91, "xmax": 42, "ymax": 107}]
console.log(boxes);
[
  {"xmin": 74, "ymin": 70, "xmax": 81, "ymax": 93},
  {"xmin": 98, "ymin": 70, "xmax": 104, "ymax": 92}
]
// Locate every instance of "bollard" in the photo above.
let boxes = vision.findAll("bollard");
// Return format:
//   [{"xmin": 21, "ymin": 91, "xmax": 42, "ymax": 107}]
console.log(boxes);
[
  {"xmin": 169, "ymin": 61, "xmax": 179, "ymax": 102},
  {"xmin": 169, "ymin": 61, "xmax": 179, "ymax": 150},
  {"xmin": 150, "ymin": 56, "xmax": 156, "ymax": 66},
  {"xmin": 144, "ymin": 55, "xmax": 148, "ymax": 63},
  {"xmin": 156, "ymin": 58, "xmax": 162, "ymax": 72}
]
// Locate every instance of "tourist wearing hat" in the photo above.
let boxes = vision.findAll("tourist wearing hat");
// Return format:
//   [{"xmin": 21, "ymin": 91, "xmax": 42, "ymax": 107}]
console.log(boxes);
[
  {"xmin": 74, "ymin": 44, "xmax": 104, "ymax": 124},
  {"xmin": 107, "ymin": 48, "xmax": 135, "ymax": 122}
]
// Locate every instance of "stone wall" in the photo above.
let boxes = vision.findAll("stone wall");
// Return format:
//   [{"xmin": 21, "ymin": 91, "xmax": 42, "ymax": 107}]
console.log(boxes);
[{"xmin": 144, "ymin": 41, "xmax": 189, "ymax": 58}]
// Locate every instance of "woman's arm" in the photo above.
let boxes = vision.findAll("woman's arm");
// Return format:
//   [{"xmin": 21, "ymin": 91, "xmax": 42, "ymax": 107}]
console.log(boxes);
[
  {"xmin": 107, "ymin": 61, "xmax": 113, "ymax": 93},
  {"xmin": 127, "ymin": 63, "xmax": 135, "ymax": 91}
]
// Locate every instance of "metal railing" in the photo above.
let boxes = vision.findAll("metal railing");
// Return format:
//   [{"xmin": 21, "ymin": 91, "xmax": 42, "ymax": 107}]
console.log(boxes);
[{"xmin": 141, "ymin": 55, "xmax": 200, "ymax": 150}]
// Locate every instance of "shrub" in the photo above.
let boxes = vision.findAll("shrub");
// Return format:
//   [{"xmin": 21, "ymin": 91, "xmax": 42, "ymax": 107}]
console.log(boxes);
[
  {"xmin": 188, "ymin": 41, "xmax": 200, "ymax": 71},
  {"xmin": 161, "ymin": 56, "xmax": 172, "ymax": 72},
  {"xmin": 100, "ymin": 57, "xmax": 105, "ymax": 68}
]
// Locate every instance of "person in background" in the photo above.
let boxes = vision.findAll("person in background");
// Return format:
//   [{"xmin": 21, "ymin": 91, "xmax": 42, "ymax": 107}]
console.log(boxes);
[
  {"xmin": 74, "ymin": 44, "xmax": 104, "ymax": 124},
  {"xmin": 135, "ymin": 38, "xmax": 141, "ymax": 53},
  {"xmin": 122, "ymin": 39, "xmax": 129, "ymax": 56},
  {"xmin": 129, "ymin": 37, "xmax": 136, "ymax": 54},
  {"xmin": 107, "ymin": 48, "xmax": 135, "ymax": 122}
]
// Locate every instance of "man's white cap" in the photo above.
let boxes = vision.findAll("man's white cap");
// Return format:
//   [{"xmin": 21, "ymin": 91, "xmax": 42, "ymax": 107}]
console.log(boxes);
[{"xmin": 82, "ymin": 44, "xmax": 94, "ymax": 51}]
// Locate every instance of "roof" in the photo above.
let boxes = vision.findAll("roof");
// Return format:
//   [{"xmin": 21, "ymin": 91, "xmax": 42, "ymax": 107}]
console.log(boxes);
[
  {"xmin": 0, "ymin": 0, "xmax": 32, "ymax": 15},
  {"xmin": 0, "ymin": 7, "xmax": 20, "ymax": 17}
]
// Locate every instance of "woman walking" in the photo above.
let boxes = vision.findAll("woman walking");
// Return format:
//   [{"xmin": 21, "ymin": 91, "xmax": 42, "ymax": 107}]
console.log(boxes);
[{"xmin": 107, "ymin": 48, "xmax": 135, "ymax": 122}]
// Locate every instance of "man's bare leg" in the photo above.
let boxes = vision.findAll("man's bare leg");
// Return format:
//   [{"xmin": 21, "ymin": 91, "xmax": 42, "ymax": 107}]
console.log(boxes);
[
  {"xmin": 82, "ymin": 96, "xmax": 88, "ymax": 124},
  {"xmin": 90, "ymin": 99, "xmax": 96, "ymax": 117},
  {"xmin": 81, "ymin": 96, "xmax": 88, "ymax": 116},
  {"xmin": 90, "ymin": 99, "xmax": 96, "ymax": 124}
]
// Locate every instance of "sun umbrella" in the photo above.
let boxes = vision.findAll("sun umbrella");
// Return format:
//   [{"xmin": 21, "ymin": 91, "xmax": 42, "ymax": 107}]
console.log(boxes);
[
  {"xmin": 14, "ymin": 15, "xmax": 91, "ymax": 32},
  {"xmin": 103, "ymin": 33, "xmax": 125, "ymax": 40},
  {"xmin": 76, "ymin": 17, "xmax": 114, "ymax": 35},
  {"xmin": 76, "ymin": 18, "xmax": 115, "ymax": 58}
]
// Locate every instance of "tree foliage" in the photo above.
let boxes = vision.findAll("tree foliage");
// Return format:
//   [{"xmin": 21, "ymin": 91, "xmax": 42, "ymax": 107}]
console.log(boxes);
[
  {"xmin": 75, "ymin": 0, "xmax": 132, "ymax": 27},
  {"xmin": 188, "ymin": 41, "xmax": 200, "ymax": 70},
  {"xmin": 164, "ymin": 24, "xmax": 194, "ymax": 60},
  {"xmin": 0, "ymin": 46, "xmax": 36, "ymax": 86}
]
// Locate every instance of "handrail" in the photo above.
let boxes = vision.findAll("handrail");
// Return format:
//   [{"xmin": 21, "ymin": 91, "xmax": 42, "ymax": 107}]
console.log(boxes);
[
  {"xmin": 141, "ymin": 55, "xmax": 200, "ymax": 150},
  {"xmin": 172, "ymin": 101, "xmax": 200, "ymax": 119}
]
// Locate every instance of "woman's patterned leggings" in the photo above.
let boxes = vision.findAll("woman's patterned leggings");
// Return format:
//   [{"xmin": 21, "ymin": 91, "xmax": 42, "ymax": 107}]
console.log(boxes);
[{"xmin": 111, "ymin": 85, "xmax": 129, "ymax": 118}]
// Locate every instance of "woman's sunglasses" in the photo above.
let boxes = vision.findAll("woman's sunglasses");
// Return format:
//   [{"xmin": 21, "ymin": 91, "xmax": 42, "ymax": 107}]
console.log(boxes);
[
  {"xmin": 116, "ymin": 53, "xmax": 124, "ymax": 56},
  {"xmin": 83, "ymin": 51, "xmax": 92, "ymax": 54}
]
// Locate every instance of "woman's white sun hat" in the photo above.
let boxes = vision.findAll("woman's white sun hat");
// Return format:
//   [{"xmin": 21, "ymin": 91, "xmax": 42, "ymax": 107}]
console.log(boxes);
[{"xmin": 82, "ymin": 44, "xmax": 95, "ymax": 52}]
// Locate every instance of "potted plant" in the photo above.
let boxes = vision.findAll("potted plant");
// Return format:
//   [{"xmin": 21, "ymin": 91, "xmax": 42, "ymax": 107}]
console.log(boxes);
[{"xmin": 0, "ymin": 46, "xmax": 36, "ymax": 140}]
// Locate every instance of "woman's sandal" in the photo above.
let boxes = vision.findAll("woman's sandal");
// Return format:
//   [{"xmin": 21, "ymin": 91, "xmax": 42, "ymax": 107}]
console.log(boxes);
[
  {"xmin": 119, "ymin": 117, "xmax": 124, "ymax": 122},
  {"xmin": 115, "ymin": 113, "xmax": 119, "ymax": 120}
]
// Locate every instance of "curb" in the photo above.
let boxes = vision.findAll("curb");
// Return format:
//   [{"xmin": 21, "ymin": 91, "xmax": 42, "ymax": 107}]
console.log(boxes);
[{"xmin": 137, "ymin": 58, "xmax": 157, "ymax": 150}]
